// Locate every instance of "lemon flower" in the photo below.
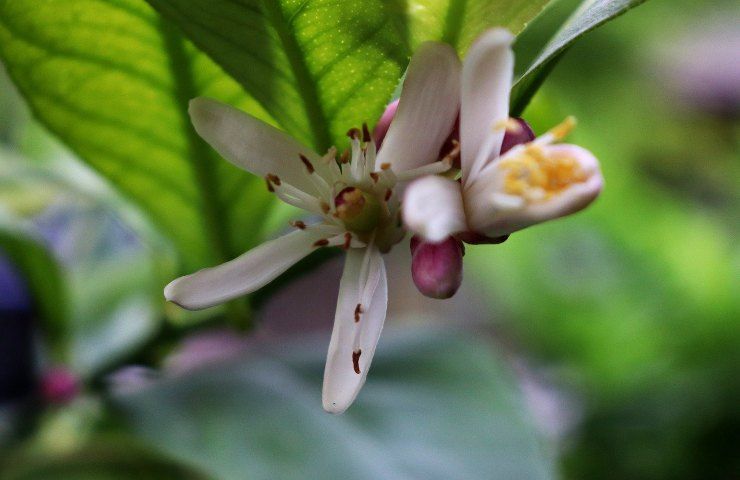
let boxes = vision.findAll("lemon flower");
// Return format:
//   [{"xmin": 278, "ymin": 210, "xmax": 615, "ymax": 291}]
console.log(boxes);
[
  {"xmin": 164, "ymin": 42, "xmax": 461, "ymax": 414},
  {"xmin": 404, "ymin": 29, "xmax": 603, "ymax": 247}
]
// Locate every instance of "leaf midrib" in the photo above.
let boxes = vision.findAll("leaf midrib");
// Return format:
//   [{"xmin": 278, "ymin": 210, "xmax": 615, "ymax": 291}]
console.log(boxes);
[
  {"xmin": 257, "ymin": 0, "xmax": 332, "ymax": 152},
  {"xmin": 159, "ymin": 19, "xmax": 234, "ymax": 264}
]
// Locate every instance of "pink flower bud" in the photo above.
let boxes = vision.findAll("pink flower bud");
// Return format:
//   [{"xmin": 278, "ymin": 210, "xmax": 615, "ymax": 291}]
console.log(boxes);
[
  {"xmin": 373, "ymin": 99, "xmax": 399, "ymax": 148},
  {"xmin": 40, "ymin": 367, "xmax": 79, "ymax": 404},
  {"xmin": 500, "ymin": 117, "xmax": 535, "ymax": 155},
  {"xmin": 410, "ymin": 235, "xmax": 464, "ymax": 299}
]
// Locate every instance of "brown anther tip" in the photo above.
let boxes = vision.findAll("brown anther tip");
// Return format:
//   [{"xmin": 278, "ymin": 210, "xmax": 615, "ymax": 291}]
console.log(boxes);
[
  {"xmin": 362, "ymin": 123, "xmax": 371, "ymax": 143},
  {"xmin": 369, "ymin": 172, "xmax": 380, "ymax": 183},
  {"xmin": 313, "ymin": 238, "xmax": 329, "ymax": 247},
  {"xmin": 267, "ymin": 173, "xmax": 281, "ymax": 186},
  {"xmin": 352, "ymin": 350, "xmax": 362, "ymax": 374},
  {"xmin": 290, "ymin": 220, "xmax": 306, "ymax": 230},
  {"xmin": 354, "ymin": 303, "xmax": 363, "ymax": 322},
  {"xmin": 380, "ymin": 162, "xmax": 391, "ymax": 170},
  {"xmin": 384, "ymin": 188, "xmax": 392, "ymax": 201},
  {"xmin": 320, "ymin": 202, "xmax": 331, "ymax": 214},
  {"xmin": 340, "ymin": 149, "xmax": 350, "ymax": 164},
  {"xmin": 342, "ymin": 232, "xmax": 352, "ymax": 250},
  {"xmin": 299, "ymin": 154, "xmax": 315, "ymax": 174},
  {"xmin": 346, "ymin": 127, "xmax": 361, "ymax": 140},
  {"xmin": 265, "ymin": 177, "xmax": 274, "ymax": 192}
]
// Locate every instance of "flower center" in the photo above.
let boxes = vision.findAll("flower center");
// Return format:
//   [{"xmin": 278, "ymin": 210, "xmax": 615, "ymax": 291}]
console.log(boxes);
[
  {"xmin": 500, "ymin": 146, "xmax": 587, "ymax": 202},
  {"xmin": 334, "ymin": 186, "xmax": 382, "ymax": 233}
]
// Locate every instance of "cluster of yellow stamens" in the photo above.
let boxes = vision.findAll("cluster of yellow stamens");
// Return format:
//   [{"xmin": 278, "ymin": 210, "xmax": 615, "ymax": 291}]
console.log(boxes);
[{"xmin": 499, "ymin": 117, "xmax": 586, "ymax": 202}]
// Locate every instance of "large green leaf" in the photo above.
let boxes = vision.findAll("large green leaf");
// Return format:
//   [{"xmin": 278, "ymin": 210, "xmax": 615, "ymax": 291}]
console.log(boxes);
[
  {"xmin": 114, "ymin": 330, "xmax": 553, "ymax": 480},
  {"xmin": 0, "ymin": 0, "xmax": 276, "ymax": 271},
  {"xmin": 511, "ymin": 0, "xmax": 649, "ymax": 115},
  {"xmin": 144, "ymin": 0, "xmax": 554, "ymax": 152},
  {"xmin": 144, "ymin": 0, "xmax": 408, "ymax": 152},
  {"xmin": 397, "ymin": 0, "xmax": 553, "ymax": 54}
]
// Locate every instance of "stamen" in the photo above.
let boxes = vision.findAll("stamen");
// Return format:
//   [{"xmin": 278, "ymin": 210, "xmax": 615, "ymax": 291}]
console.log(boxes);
[
  {"xmin": 313, "ymin": 238, "xmax": 329, "ymax": 247},
  {"xmin": 369, "ymin": 172, "xmax": 380, "ymax": 183},
  {"xmin": 384, "ymin": 188, "xmax": 392, "ymax": 201},
  {"xmin": 271, "ymin": 180, "xmax": 325, "ymax": 214},
  {"xmin": 265, "ymin": 177, "xmax": 274, "ymax": 192},
  {"xmin": 440, "ymin": 139, "xmax": 461, "ymax": 167},
  {"xmin": 346, "ymin": 127, "xmax": 361, "ymax": 140},
  {"xmin": 342, "ymin": 232, "xmax": 352, "ymax": 250},
  {"xmin": 362, "ymin": 123, "xmax": 371, "ymax": 143},
  {"xmin": 550, "ymin": 116, "xmax": 577, "ymax": 140},
  {"xmin": 354, "ymin": 303, "xmax": 363, "ymax": 322},
  {"xmin": 290, "ymin": 220, "xmax": 307, "ymax": 230},
  {"xmin": 494, "ymin": 117, "xmax": 524, "ymax": 133},
  {"xmin": 299, "ymin": 154, "xmax": 315, "ymax": 174},
  {"xmin": 352, "ymin": 350, "xmax": 362, "ymax": 374},
  {"xmin": 320, "ymin": 201, "xmax": 331, "ymax": 214},
  {"xmin": 266, "ymin": 173, "xmax": 281, "ymax": 186},
  {"xmin": 350, "ymin": 137, "xmax": 365, "ymax": 182},
  {"xmin": 340, "ymin": 149, "xmax": 350, "ymax": 164},
  {"xmin": 380, "ymin": 162, "xmax": 391, "ymax": 170},
  {"xmin": 396, "ymin": 159, "xmax": 453, "ymax": 182}
]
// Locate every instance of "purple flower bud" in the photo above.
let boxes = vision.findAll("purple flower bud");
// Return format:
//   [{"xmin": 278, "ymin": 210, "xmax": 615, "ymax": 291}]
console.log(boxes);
[
  {"xmin": 373, "ymin": 99, "xmax": 399, "ymax": 148},
  {"xmin": 500, "ymin": 117, "xmax": 536, "ymax": 155},
  {"xmin": 40, "ymin": 367, "xmax": 79, "ymax": 404},
  {"xmin": 410, "ymin": 235, "xmax": 464, "ymax": 299}
]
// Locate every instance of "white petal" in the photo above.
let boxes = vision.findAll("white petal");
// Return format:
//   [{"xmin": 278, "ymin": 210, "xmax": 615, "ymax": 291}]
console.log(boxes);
[
  {"xmin": 164, "ymin": 226, "xmax": 337, "ymax": 310},
  {"xmin": 402, "ymin": 176, "xmax": 467, "ymax": 242},
  {"xmin": 467, "ymin": 144, "xmax": 604, "ymax": 237},
  {"xmin": 189, "ymin": 97, "xmax": 320, "ymax": 194},
  {"xmin": 323, "ymin": 247, "xmax": 387, "ymax": 414},
  {"xmin": 460, "ymin": 28, "xmax": 515, "ymax": 184},
  {"xmin": 375, "ymin": 42, "xmax": 461, "ymax": 173}
]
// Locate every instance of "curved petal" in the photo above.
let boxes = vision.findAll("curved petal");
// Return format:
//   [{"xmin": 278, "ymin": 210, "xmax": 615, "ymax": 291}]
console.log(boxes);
[
  {"xmin": 164, "ymin": 226, "xmax": 337, "ymax": 310},
  {"xmin": 375, "ymin": 42, "xmax": 461, "ymax": 173},
  {"xmin": 466, "ymin": 144, "xmax": 603, "ymax": 237},
  {"xmin": 323, "ymin": 247, "xmax": 387, "ymax": 414},
  {"xmin": 402, "ymin": 176, "xmax": 467, "ymax": 242},
  {"xmin": 189, "ymin": 97, "xmax": 320, "ymax": 194},
  {"xmin": 460, "ymin": 28, "xmax": 514, "ymax": 184}
]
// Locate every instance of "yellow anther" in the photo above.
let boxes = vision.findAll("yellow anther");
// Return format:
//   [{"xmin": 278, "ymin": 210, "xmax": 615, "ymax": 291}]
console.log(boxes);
[
  {"xmin": 500, "ymin": 147, "xmax": 587, "ymax": 201},
  {"xmin": 549, "ymin": 116, "xmax": 577, "ymax": 140},
  {"xmin": 493, "ymin": 118, "xmax": 523, "ymax": 133}
]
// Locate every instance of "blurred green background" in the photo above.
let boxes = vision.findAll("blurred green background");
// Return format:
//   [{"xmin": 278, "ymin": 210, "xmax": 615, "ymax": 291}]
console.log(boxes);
[{"xmin": 0, "ymin": 0, "xmax": 737, "ymax": 479}]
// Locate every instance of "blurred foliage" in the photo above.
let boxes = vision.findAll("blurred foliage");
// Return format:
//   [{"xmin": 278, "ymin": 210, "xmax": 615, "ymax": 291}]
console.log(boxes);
[
  {"xmin": 468, "ymin": 0, "xmax": 740, "ymax": 478},
  {"xmin": 113, "ymin": 331, "xmax": 553, "ymax": 480},
  {"xmin": 1, "ymin": 0, "xmax": 738, "ymax": 478}
]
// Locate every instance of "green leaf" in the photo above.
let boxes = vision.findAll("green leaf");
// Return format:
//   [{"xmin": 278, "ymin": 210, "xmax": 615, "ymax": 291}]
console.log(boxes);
[
  {"xmin": 511, "ymin": 0, "xmax": 650, "ymax": 115},
  {"xmin": 143, "ymin": 0, "xmax": 408, "ymax": 152},
  {"xmin": 144, "ymin": 1, "xmax": 554, "ymax": 152},
  {"xmin": 0, "ymin": 0, "xmax": 277, "ymax": 271},
  {"xmin": 0, "ymin": 209, "xmax": 67, "ymax": 354},
  {"xmin": 114, "ymin": 330, "xmax": 554, "ymax": 480},
  {"xmin": 398, "ymin": 0, "xmax": 553, "ymax": 53},
  {"xmin": 1, "ymin": 440, "xmax": 212, "ymax": 480}
]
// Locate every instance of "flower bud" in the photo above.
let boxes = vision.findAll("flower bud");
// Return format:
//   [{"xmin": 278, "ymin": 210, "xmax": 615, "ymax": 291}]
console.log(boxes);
[
  {"xmin": 500, "ymin": 117, "xmax": 535, "ymax": 155},
  {"xmin": 410, "ymin": 235, "xmax": 464, "ymax": 299},
  {"xmin": 40, "ymin": 367, "xmax": 79, "ymax": 404},
  {"xmin": 373, "ymin": 99, "xmax": 399, "ymax": 148}
]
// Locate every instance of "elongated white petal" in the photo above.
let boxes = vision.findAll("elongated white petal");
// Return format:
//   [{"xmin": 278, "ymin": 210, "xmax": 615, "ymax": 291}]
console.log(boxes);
[
  {"xmin": 189, "ymin": 97, "xmax": 320, "ymax": 194},
  {"xmin": 165, "ymin": 226, "xmax": 338, "ymax": 310},
  {"xmin": 466, "ymin": 144, "xmax": 604, "ymax": 237},
  {"xmin": 402, "ymin": 175, "xmax": 467, "ymax": 242},
  {"xmin": 375, "ymin": 42, "xmax": 461, "ymax": 173},
  {"xmin": 323, "ymin": 247, "xmax": 387, "ymax": 414},
  {"xmin": 460, "ymin": 28, "xmax": 514, "ymax": 184}
]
